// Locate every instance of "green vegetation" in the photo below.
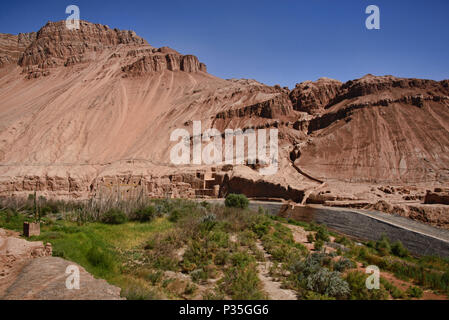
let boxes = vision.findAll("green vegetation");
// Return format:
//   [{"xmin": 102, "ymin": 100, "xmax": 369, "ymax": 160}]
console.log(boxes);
[
  {"xmin": 345, "ymin": 271, "xmax": 389, "ymax": 300},
  {"xmin": 380, "ymin": 278, "xmax": 406, "ymax": 299},
  {"xmin": 406, "ymin": 286, "xmax": 423, "ymax": 298},
  {"xmin": 1, "ymin": 196, "xmax": 448, "ymax": 300},
  {"xmin": 224, "ymin": 194, "xmax": 249, "ymax": 209},
  {"xmin": 101, "ymin": 209, "xmax": 128, "ymax": 225},
  {"xmin": 131, "ymin": 205, "xmax": 156, "ymax": 222}
]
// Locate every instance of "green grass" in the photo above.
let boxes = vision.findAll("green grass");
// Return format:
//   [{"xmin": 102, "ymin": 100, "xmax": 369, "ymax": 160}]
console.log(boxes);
[
  {"xmin": 32, "ymin": 218, "xmax": 172, "ymax": 281},
  {"xmin": 2, "ymin": 198, "xmax": 449, "ymax": 301}
]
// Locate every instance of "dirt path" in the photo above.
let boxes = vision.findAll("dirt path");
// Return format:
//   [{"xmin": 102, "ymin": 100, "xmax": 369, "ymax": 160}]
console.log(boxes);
[{"xmin": 255, "ymin": 241, "xmax": 297, "ymax": 300}]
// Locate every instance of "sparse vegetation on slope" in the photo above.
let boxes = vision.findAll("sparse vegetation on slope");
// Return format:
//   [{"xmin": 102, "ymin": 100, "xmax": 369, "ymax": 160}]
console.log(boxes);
[{"xmin": 1, "ymin": 197, "xmax": 448, "ymax": 300}]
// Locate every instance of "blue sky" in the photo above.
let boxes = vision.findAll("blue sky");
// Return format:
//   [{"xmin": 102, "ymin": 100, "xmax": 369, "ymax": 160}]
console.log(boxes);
[{"xmin": 0, "ymin": 0, "xmax": 448, "ymax": 88}]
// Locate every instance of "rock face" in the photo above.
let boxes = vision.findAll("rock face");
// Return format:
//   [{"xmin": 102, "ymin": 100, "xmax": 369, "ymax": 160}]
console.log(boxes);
[
  {"xmin": 295, "ymin": 74, "xmax": 449, "ymax": 183},
  {"xmin": 122, "ymin": 52, "xmax": 206, "ymax": 75},
  {"xmin": 1, "ymin": 257, "xmax": 123, "ymax": 300},
  {"xmin": 0, "ymin": 228, "xmax": 123, "ymax": 300},
  {"xmin": 0, "ymin": 32, "xmax": 36, "ymax": 67},
  {"xmin": 19, "ymin": 21, "xmax": 147, "ymax": 67},
  {"xmin": 0, "ymin": 20, "xmax": 448, "ymax": 225},
  {"xmin": 290, "ymin": 77, "xmax": 342, "ymax": 115},
  {"xmin": 425, "ymin": 188, "xmax": 449, "ymax": 205}
]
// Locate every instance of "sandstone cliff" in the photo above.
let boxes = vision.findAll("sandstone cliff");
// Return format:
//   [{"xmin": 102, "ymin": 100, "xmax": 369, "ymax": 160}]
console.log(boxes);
[{"xmin": 0, "ymin": 20, "xmax": 448, "ymax": 219}]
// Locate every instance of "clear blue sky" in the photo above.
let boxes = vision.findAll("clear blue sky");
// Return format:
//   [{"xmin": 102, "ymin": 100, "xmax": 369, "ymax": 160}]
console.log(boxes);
[{"xmin": 1, "ymin": 0, "xmax": 448, "ymax": 88}]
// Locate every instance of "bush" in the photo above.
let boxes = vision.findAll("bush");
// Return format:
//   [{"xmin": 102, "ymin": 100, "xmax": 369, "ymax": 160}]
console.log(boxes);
[
  {"xmin": 380, "ymin": 278, "xmax": 405, "ymax": 299},
  {"xmin": 221, "ymin": 266, "xmax": 266, "ymax": 300},
  {"xmin": 333, "ymin": 258, "xmax": 356, "ymax": 272},
  {"xmin": 214, "ymin": 250, "xmax": 229, "ymax": 265},
  {"xmin": 225, "ymin": 194, "xmax": 249, "ymax": 209},
  {"xmin": 307, "ymin": 233, "xmax": 315, "ymax": 243},
  {"xmin": 199, "ymin": 213, "xmax": 217, "ymax": 231},
  {"xmin": 406, "ymin": 286, "xmax": 423, "ymax": 298},
  {"xmin": 376, "ymin": 234, "xmax": 391, "ymax": 256},
  {"xmin": 305, "ymin": 268, "xmax": 350, "ymax": 299},
  {"xmin": 122, "ymin": 286, "xmax": 160, "ymax": 300},
  {"xmin": 315, "ymin": 227, "xmax": 330, "ymax": 242},
  {"xmin": 314, "ymin": 239, "xmax": 324, "ymax": 251},
  {"xmin": 101, "ymin": 209, "xmax": 127, "ymax": 225},
  {"xmin": 230, "ymin": 251, "xmax": 256, "ymax": 268},
  {"xmin": 252, "ymin": 221, "xmax": 270, "ymax": 237},
  {"xmin": 168, "ymin": 209, "xmax": 181, "ymax": 223},
  {"xmin": 200, "ymin": 201, "xmax": 211, "ymax": 209},
  {"xmin": 345, "ymin": 271, "xmax": 388, "ymax": 300},
  {"xmin": 147, "ymin": 270, "xmax": 163, "ymax": 285},
  {"xmin": 391, "ymin": 241, "xmax": 409, "ymax": 258},
  {"xmin": 335, "ymin": 235, "xmax": 351, "ymax": 247},
  {"xmin": 291, "ymin": 253, "xmax": 329, "ymax": 279},
  {"xmin": 132, "ymin": 206, "xmax": 156, "ymax": 222},
  {"xmin": 208, "ymin": 230, "xmax": 229, "ymax": 248}
]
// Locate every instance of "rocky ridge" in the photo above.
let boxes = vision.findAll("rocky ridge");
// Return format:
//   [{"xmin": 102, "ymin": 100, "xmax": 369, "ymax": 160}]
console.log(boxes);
[{"xmin": 0, "ymin": 20, "xmax": 448, "ymax": 227}]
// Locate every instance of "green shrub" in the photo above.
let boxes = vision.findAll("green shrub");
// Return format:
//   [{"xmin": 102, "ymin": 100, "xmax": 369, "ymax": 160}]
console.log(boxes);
[
  {"xmin": 225, "ymin": 194, "xmax": 249, "ymax": 209},
  {"xmin": 345, "ymin": 271, "xmax": 388, "ymax": 300},
  {"xmin": 333, "ymin": 258, "xmax": 356, "ymax": 272},
  {"xmin": 307, "ymin": 233, "xmax": 315, "ymax": 243},
  {"xmin": 101, "ymin": 209, "xmax": 127, "ymax": 225},
  {"xmin": 314, "ymin": 239, "xmax": 324, "ymax": 251},
  {"xmin": 375, "ymin": 234, "xmax": 391, "ymax": 256},
  {"xmin": 391, "ymin": 241, "xmax": 409, "ymax": 258},
  {"xmin": 39, "ymin": 206, "xmax": 53, "ymax": 217},
  {"xmin": 208, "ymin": 230, "xmax": 229, "ymax": 248},
  {"xmin": 199, "ymin": 213, "xmax": 217, "ymax": 231},
  {"xmin": 238, "ymin": 230, "xmax": 257, "ymax": 247},
  {"xmin": 380, "ymin": 278, "xmax": 405, "ymax": 299},
  {"xmin": 315, "ymin": 227, "xmax": 330, "ymax": 242},
  {"xmin": 252, "ymin": 221, "xmax": 270, "ymax": 237},
  {"xmin": 168, "ymin": 209, "xmax": 181, "ymax": 223},
  {"xmin": 221, "ymin": 266, "xmax": 266, "ymax": 300},
  {"xmin": 406, "ymin": 286, "xmax": 423, "ymax": 298},
  {"xmin": 153, "ymin": 199, "xmax": 174, "ymax": 214},
  {"xmin": 305, "ymin": 268, "xmax": 350, "ymax": 299},
  {"xmin": 291, "ymin": 253, "xmax": 329, "ymax": 279},
  {"xmin": 132, "ymin": 206, "xmax": 156, "ymax": 222},
  {"xmin": 122, "ymin": 286, "xmax": 160, "ymax": 300},
  {"xmin": 230, "ymin": 251, "xmax": 256, "ymax": 268},
  {"xmin": 200, "ymin": 201, "xmax": 211, "ymax": 209},
  {"xmin": 303, "ymin": 291, "xmax": 335, "ymax": 300},
  {"xmin": 182, "ymin": 240, "xmax": 212, "ymax": 269},
  {"xmin": 147, "ymin": 270, "xmax": 164, "ymax": 285},
  {"xmin": 214, "ymin": 250, "xmax": 229, "ymax": 266},
  {"xmin": 335, "ymin": 235, "xmax": 351, "ymax": 247}
]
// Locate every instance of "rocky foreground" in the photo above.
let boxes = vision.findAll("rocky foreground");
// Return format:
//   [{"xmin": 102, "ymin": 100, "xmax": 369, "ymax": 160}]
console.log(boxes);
[
  {"xmin": 0, "ymin": 20, "xmax": 448, "ymax": 228},
  {"xmin": 0, "ymin": 228, "xmax": 123, "ymax": 300}
]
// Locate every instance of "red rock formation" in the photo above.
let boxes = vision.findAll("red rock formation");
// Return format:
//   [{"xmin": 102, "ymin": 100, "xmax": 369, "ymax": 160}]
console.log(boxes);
[
  {"xmin": 295, "ymin": 75, "xmax": 449, "ymax": 183},
  {"xmin": 0, "ymin": 32, "xmax": 36, "ymax": 67},
  {"xmin": 19, "ymin": 21, "xmax": 147, "ymax": 68},
  {"xmin": 425, "ymin": 188, "xmax": 449, "ymax": 205},
  {"xmin": 290, "ymin": 77, "xmax": 342, "ymax": 115},
  {"xmin": 0, "ymin": 20, "xmax": 448, "ymax": 229}
]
